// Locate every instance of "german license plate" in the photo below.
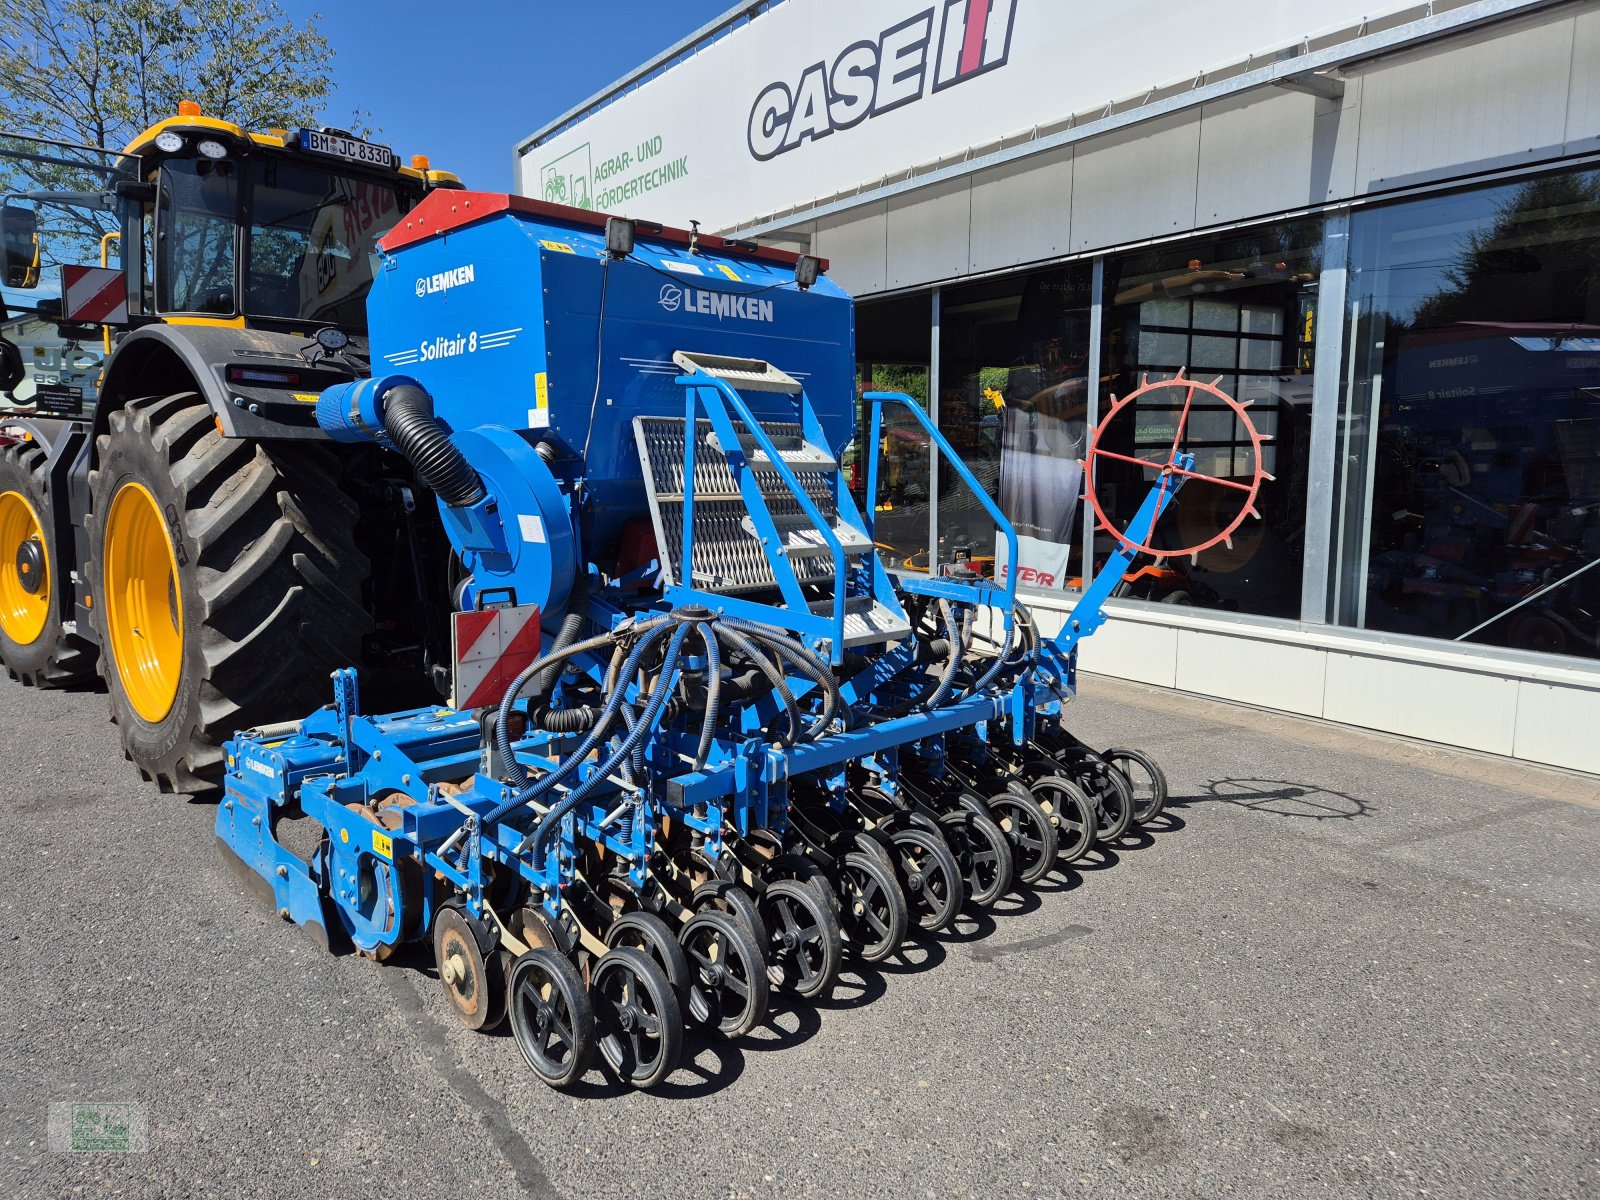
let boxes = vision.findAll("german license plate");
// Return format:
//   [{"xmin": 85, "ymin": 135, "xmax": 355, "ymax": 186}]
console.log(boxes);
[{"xmin": 299, "ymin": 129, "xmax": 396, "ymax": 169}]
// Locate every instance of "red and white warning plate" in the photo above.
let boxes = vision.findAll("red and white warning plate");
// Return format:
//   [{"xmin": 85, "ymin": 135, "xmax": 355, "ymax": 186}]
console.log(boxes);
[
  {"xmin": 451, "ymin": 602, "xmax": 543, "ymax": 710},
  {"xmin": 60, "ymin": 264, "xmax": 128, "ymax": 325}
]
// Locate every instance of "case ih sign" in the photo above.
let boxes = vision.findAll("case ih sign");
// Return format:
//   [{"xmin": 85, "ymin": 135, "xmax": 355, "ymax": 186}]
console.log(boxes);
[{"xmin": 747, "ymin": 0, "xmax": 1019, "ymax": 161}]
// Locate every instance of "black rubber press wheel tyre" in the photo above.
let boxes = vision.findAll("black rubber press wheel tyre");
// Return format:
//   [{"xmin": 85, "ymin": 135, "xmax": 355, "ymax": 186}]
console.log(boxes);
[
  {"xmin": 759, "ymin": 878, "xmax": 842, "ymax": 1000},
  {"xmin": 835, "ymin": 849, "xmax": 907, "ymax": 963},
  {"xmin": 986, "ymin": 790, "xmax": 1059, "ymax": 885},
  {"xmin": 85, "ymin": 393, "xmax": 371, "ymax": 792},
  {"xmin": 888, "ymin": 826, "xmax": 964, "ymax": 932},
  {"xmin": 1030, "ymin": 775, "xmax": 1097, "ymax": 865},
  {"xmin": 690, "ymin": 880, "xmax": 769, "ymax": 960},
  {"xmin": 0, "ymin": 440, "xmax": 95, "ymax": 686},
  {"xmin": 679, "ymin": 910, "xmax": 769, "ymax": 1038},
  {"xmin": 606, "ymin": 911, "xmax": 692, "ymax": 1008},
  {"xmin": 938, "ymin": 808, "xmax": 1013, "ymax": 907},
  {"xmin": 589, "ymin": 947, "xmax": 683, "ymax": 1090},
  {"xmin": 1104, "ymin": 747, "xmax": 1169, "ymax": 824},
  {"xmin": 1082, "ymin": 762, "xmax": 1136, "ymax": 842},
  {"xmin": 507, "ymin": 949, "xmax": 596, "ymax": 1090}
]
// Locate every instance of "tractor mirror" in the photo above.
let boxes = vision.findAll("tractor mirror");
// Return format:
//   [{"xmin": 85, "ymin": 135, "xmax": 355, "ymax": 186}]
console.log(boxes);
[{"xmin": 1, "ymin": 203, "xmax": 41, "ymax": 289}]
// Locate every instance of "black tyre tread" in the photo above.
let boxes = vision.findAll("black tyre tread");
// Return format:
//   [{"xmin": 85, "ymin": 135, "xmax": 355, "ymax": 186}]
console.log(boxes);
[
  {"xmin": 88, "ymin": 393, "xmax": 372, "ymax": 792},
  {"xmin": 0, "ymin": 442, "xmax": 96, "ymax": 687}
]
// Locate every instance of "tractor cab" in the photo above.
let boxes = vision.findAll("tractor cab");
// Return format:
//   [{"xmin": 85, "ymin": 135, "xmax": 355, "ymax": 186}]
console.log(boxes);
[
  {"xmin": 1, "ymin": 105, "xmax": 458, "ymax": 424},
  {"xmin": 119, "ymin": 103, "xmax": 458, "ymax": 338}
]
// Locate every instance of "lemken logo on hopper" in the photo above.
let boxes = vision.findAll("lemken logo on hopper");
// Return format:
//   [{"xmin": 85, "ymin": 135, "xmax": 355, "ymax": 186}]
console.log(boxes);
[
  {"xmin": 659, "ymin": 283, "xmax": 774, "ymax": 323},
  {"xmin": 415, "ymin": 264, "xmax": 475, "ymax": 298}
]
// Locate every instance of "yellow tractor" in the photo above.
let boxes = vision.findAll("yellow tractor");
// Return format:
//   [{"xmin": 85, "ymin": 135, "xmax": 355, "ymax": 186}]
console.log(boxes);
[{"xmin": 0, "ymin": 105, "xmax": 459, "ymax": 790}]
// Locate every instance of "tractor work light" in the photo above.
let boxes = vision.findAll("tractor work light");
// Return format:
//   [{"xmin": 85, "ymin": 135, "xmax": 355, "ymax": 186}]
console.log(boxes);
[
  {"xmin": 605, "ymin": 217, "xmax": 635, "ymax": 259},
  {"xmin": 197, "ymin": 139, "xmax": 228, "ymax": 160},
  {"xmin": 794, "ymin": 254, "xmax": 822, "ymax": 291},
  {"xmin": 154, "ymin": 131, "xmax": 184, "ymax": 153}
]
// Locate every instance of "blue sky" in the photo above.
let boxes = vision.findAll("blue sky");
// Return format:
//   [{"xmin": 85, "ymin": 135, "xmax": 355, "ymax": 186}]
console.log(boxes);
[{"xmin": 290, "ymin": 1, "xmax": 735, "ymax": 191}]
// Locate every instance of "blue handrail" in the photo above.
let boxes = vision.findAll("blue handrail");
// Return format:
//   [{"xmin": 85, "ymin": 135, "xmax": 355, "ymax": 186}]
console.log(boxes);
[
  {"xmin": 863, "ymin": 391, "xmax": 1020, "ymax": 618},
  {"xmin": 678, "ymin": 371, "xmax": 850, "ymax": 656}
]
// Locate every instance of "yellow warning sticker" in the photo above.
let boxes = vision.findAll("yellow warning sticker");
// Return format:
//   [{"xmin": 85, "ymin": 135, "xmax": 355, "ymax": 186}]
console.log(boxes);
[
  {"xmin": 531, "ymin": 371, "xmax": 550, "ymax": 429},
  {"xmin": 716, "ymin": 263, "xmax": 740, "ymax": 281},
  {"xmin": 540, "ymin": 239, "xmax": 574, "ymax": 254},
  {"xmin": 291, "ymin": 392, "xmax": 320, "ymax": 404},
  {"xmin": 372, "ymin": 830, "xmax": 393, "ymax": 860}
]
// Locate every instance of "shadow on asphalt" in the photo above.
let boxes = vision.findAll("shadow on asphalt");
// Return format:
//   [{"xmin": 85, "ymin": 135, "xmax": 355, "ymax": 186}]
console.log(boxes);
[{"xmin": 1168, "ymin": 778, "xmax": 1371, "ymax": 821}]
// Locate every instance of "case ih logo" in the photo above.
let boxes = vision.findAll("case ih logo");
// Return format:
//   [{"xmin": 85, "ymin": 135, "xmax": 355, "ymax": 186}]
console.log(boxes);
[{"xmin": 748, "ymin": 0, "xmax": 1018, "ymax": 161}]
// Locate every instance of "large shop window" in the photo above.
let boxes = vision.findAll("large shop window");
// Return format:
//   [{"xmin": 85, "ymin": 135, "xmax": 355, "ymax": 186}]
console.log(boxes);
[
  {"xmin": 1334, "ymin": 168, "xmax": 1600, "ymax": 662},
  {"xmin": 1098, "ymin": 222, "xmax": 1321, "ymax": 618},
  {"xmin": 854, "ymin": 292, "xmax": 933, "ymax": 573},
  {"xmin": 940, "ymin": 264, "xmax": 1093, "ymax": 589}
]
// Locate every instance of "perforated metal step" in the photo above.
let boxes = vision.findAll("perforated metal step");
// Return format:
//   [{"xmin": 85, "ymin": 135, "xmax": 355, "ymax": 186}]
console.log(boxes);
[
  {"xmin": 636, "ymin": 415, "xmax": 865, "ymax": 593},
  {"xmin": 809, "ymin": 596, "xmax": 913, "ymax": 647}
]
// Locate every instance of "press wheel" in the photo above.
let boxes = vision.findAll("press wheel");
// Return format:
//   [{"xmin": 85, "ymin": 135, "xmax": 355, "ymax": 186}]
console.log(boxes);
[
  {"xmin": 986, "ymin": 790, "xmax": 1059, "ymax": 885},
  {"xmin": 1104, "ymin": 747, "xmax": 1169, "ymax": 823},
  {"xmin": 507, "ymin": 948, "xmax": 596, "ymax": 1090},
  {"xmin": 887, "ymin": 826, "xmax": 963, "ymax": 931},
  {"xmin": 679, "ymin": 910, "xmax": 769, "ymax": 1037},
  {"xmin": 759, "ymin": 878, "xmax": 842, "ymax": 1000},
  {"xmin": 835, "ymin": 849, "xmax": 907, "ymax": 963},
  {"xmin": 590, "ymin": 947, "xmax": 683, "ymax": 1090},
  {"xmin": 606, "ymin": 910, "xmax": 691, "ymax": 1007},
  {"xmin": 938, "ymin": 807, "xmax": 1014, "ymax": 907},
  {"xmin": 1030, "ymin": 775, "xmax": 1097, "ymax": 864}
]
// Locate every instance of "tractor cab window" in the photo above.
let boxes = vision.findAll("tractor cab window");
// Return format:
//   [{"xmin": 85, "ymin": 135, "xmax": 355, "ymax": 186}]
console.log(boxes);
[
  {"xmin": 245, "ymin": 159, "xmax": 406, "ymax": 330},
  {"xmin": 157, "ymin": 157, "xmax": 239, "ymax": 315}
]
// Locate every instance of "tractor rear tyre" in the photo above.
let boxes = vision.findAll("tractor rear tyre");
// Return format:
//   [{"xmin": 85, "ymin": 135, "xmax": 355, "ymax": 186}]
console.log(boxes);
[
  {"xmin": 0, "ymin": 441, "xmax": 95, "ymax": 686},
  {"xmin": 86, "ymin": 393, "xmax": 371, "ymax": 792}
]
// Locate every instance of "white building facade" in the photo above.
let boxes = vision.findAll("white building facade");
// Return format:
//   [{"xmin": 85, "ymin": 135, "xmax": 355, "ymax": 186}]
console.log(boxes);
[{"xmin": 518, "ymin": 0, "xmax": 1600, "ymax": 774}]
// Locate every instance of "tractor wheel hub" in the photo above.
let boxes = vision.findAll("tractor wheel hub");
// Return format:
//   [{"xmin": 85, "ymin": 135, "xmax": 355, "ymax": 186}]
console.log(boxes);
[{"xmin": 14, "ymin": 538, "xmax": 43, "ymax": 595}]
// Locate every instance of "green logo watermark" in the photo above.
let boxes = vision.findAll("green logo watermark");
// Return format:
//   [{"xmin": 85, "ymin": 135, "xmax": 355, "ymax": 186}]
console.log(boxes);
[{"xmin": 48, "ymin": 1102, "xmax": 147, "ymax": 1153}]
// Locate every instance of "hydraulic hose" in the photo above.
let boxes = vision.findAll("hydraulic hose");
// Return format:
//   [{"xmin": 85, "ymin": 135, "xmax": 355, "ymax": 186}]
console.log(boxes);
[
  {"xmin": 381, "ymin": 383, "xmax": 485, "ymax": 508},
  {"xmin": 486, "ymin": 620, "xmax": 673, "ymax": 822},
  {"xmin": 527, "ymin": 621, "xmax": 693, "ymax": 861},
  {"xmin": 714, "ymin": 625, "xmax": 802, "ymax": 747},
  {"xmin": 494, "ymin": 619, "xmax": 668, "ymax": 786},
  {"xmin": 963, "ymin": 617, "xmax": 1016, "ymax": 698},
  {"xmin": 923, "ymin": 600, "xmax": 964, "ymax": 711},
  {"xmin": 693, "ymin": 621, "xmax": 723, "ymax": 771},
  {"xmin": 722, "ymin": 617, "xmax": 840, "ymax": 737},
  {"xmin": 531, "ymin": 575, "xmax": 589, "ymax": 704}
]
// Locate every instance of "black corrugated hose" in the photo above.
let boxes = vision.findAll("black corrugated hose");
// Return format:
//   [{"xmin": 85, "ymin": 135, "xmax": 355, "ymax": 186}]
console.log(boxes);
[{"xmin": 382, "ymin": 383, "xmax": 485, "ymax": 508}]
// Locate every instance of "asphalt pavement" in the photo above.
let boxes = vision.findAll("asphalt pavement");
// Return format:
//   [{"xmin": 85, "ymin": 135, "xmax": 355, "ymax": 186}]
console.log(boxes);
[{"xmin": 0, "ymin": 669, "xmax": 1595, "ymax": 1199}]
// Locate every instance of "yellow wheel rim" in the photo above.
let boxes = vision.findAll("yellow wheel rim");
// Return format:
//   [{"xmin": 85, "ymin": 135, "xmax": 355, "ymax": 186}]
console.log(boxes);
[
  {"xmin": 103, "ymin": 482, "xmax": 184, "ymax": 722},
  {"xmin": 0, "ymin": 489, "xmax": 51, "ymax": 646}
]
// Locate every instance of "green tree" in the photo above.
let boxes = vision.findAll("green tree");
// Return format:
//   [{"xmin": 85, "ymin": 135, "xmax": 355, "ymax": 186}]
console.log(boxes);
[
  {"xmin": 0, "ymin": 0, "xmax": 353, "ymax": 151},
  {"xmin": 0, "ymin": 0, "xmax": 359, "ymax": 296}
]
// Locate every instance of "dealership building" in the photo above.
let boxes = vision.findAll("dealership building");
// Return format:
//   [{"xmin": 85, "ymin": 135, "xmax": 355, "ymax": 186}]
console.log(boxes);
[{"xmin": 517, "ymin": 0, "xmax": 1600, "ymax": 774}]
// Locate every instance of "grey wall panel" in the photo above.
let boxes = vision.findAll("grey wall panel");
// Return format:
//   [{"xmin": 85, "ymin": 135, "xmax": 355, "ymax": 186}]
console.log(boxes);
[
  {"xmin": 1352, "ymin": 12, "xmax": 1575, "ymax": 192},
  {"xmin": 813, "ymin": 202, "xmax": 888, "ymax": 297},
  {"xmin": 885, "ymin": 179, "xmax": 971, "ymax": 290},
  {"xmin": 967, "ymin": 148, "xmax": 1074, "ymax": 274},
  {"xmin": 1069, "ymin": 112, "xmax": 1202, "ymax": 254},
  {"xmin": 1311, "ymin": 74, "xmax": 1363, "ymax": 204},
  {"xmin": 1195, "ymin": 89, "xmax": 1330, "ymax": 226},
  {"xmin": 1567, "ymin": 4, "xmax": 1600, "ymax": 156}
]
